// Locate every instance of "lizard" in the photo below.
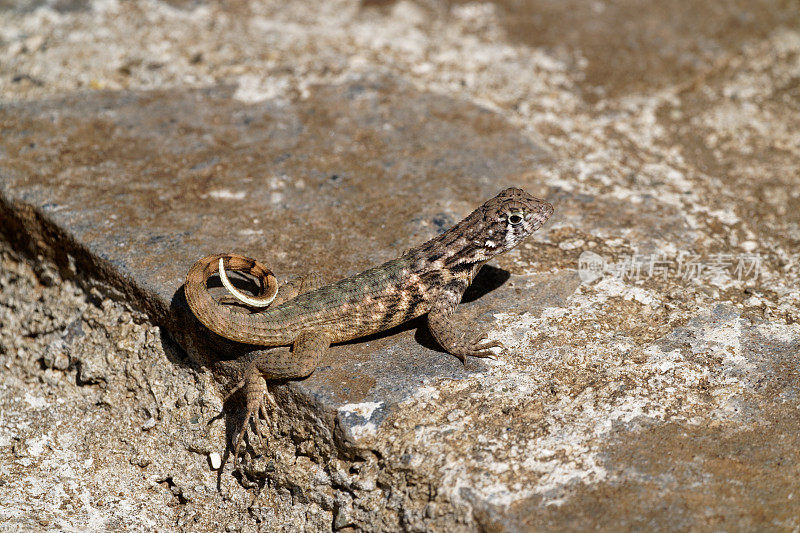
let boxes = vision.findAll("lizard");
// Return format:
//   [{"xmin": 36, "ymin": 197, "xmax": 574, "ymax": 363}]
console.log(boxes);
[{"xmin": 184, "ymin": 187, "xmax": 553, "ymax": 460}]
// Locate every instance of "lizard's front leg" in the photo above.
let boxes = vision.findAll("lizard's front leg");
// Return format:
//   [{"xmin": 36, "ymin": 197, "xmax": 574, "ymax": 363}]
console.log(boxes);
[{"xmin": 427, "ymin": 281, "xmax": 503, "ymax": 363}]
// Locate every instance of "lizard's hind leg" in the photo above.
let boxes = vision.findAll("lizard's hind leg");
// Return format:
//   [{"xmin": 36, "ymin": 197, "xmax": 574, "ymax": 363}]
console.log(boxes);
[
  {"xmin": 227, "ymin": 330, "xmax": 330, "ymax": 465},
  {"xmin": 227, "ymin": 273, "xmax": 325, "ymax": 465}
]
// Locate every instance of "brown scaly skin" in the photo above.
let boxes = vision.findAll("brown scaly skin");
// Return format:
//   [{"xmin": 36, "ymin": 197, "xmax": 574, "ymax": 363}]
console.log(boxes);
[{"xmin": 184, "ymin": 187, "xmax": 553, "ymax": 461}]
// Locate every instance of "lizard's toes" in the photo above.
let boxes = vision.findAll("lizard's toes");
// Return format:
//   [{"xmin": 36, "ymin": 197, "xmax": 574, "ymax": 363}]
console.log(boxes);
[
  {"xmin": 232, "ymin": 414, "xmax": 251, "ymax": 466},
  {"xmin": 263, "ymin": 387, "xmax": 277, "ymax": 408},
  {"xmin": 466, "ymin": 332, "xmax": 504, "ymax": 359},
  {"xmin": 256, "ymin": 397, "xmax": 274, "ymax": 439},
  {"xmin": 470, "ymin": 346, "xmax": 502, "ymax": 359},
  {"xmin": 233, "ymin": 399, "xmax": 272, "ymax": 464},
  {"xmin": 230, "ymin": 371, "xmax": 276, "ymax": 466}
]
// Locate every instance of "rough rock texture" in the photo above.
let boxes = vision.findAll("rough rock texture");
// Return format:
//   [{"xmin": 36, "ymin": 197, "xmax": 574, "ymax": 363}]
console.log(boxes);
[{"xmin": 2, "ymin": 0, "xmax": 800, "ymax": 531}]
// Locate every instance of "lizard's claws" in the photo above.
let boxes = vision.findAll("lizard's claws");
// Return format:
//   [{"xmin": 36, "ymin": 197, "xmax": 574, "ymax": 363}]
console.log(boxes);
[
  {"xmin": 467, "ymin": 331, "xmax": 504, "ymax": 359},
  {"xmin": 226, "ymin": 369, "xmax": 276, "ymax": 467},
  {"xmin": 451, "ymin": 332, "xmax": 505, "ymax": 363}
]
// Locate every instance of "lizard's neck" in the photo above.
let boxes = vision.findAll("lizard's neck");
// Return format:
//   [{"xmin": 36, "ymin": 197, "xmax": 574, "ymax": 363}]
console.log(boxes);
[{"xmin": 405, "ymin": 211, "xmax": 489, "ymax": 283}]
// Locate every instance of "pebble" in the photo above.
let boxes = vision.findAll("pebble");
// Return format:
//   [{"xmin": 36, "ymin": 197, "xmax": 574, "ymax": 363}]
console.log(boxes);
[{"xmin": 208, "ymin": 452, "xmax": 222, "ymax": 470}]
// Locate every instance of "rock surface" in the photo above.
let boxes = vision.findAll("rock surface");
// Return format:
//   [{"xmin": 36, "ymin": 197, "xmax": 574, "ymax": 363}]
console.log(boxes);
[{"xmin": 1, "ymin": 0, "xmax": 799, "ymax": 531}]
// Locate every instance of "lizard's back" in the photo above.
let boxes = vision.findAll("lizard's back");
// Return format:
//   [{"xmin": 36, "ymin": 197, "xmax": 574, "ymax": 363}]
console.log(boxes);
[{"xmin": 261, "ymin": 256, "xmax": 435, "ymax": 343}]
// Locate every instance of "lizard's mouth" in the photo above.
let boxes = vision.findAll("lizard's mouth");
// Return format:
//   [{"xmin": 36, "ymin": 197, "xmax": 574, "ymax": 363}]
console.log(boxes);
[{"xmin": 530, "ymin": 201, "xmax": 554, "ymax": 231}]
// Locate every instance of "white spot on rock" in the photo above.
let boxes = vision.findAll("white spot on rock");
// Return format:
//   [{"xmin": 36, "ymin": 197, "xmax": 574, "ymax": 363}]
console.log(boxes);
[
  {"xmin": 338, "ymin": 401, "xmax": 383, "ymax": 439},
  {"xmin": 208, "ymin": 452, "xmax": 222, "ymax": 470},
  {"xmin": 206, "ymin": 189, "xmax": 246, "ymax": 200}
]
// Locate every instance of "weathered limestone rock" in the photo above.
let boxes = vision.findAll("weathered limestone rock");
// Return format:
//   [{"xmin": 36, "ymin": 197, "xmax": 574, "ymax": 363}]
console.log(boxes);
[{"xmin": 2, "ymin": 0, "xmax": 799, "ymax": 531}]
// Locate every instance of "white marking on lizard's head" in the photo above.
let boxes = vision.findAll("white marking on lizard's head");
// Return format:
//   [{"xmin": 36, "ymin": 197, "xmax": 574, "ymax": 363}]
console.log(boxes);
[
  {"xmin": 479, "ymin": 187, "xmax": 554, "ymax": 257},
  {"xmin": 504, "ymin": 227, "xmax": 516, "ymax": 247}
]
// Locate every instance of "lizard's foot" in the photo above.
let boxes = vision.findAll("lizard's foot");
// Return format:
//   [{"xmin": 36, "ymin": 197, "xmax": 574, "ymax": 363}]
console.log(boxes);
[
  {"xmin": 455, "ymin": 331, "xmax": 504, "ymax": 362},
  {"xmin": 224, "ymin": 368, "xmax": 276, "ymax": 466}
]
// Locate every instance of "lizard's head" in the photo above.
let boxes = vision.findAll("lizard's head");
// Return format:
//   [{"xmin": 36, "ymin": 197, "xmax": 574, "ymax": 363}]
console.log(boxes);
[
  {"xmin": 409, "ymin": 187, "xmax": 553, "ymax": 272},
  {"xmin": 474, "ymin": 187, "xmax": 554, "ymax": 258}
]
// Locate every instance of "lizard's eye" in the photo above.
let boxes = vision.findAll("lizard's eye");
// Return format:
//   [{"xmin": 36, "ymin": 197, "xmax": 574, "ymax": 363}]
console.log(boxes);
[{"xmin": 508, "ymin": 212, "xmax": 524, "ymax": 225}]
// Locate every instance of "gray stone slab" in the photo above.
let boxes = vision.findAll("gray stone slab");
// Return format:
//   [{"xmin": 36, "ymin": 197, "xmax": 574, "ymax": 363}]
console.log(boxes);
[
  {"xmin": 4, "ymin": 1, "xmax": 800, "ymax": 530},
  {"xmin": 0, "ymin": 74, "xmax": 552, "ymax": 426}
]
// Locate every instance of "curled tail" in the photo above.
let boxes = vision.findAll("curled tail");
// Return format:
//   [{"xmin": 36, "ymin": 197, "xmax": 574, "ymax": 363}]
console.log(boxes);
[{"xmin": 184, "ymin": 254, "xmax": 279, "ymax": 342}]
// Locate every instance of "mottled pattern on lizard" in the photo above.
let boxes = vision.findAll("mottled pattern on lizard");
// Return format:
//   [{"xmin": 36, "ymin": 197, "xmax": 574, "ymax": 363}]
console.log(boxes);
[{"xmin": 184, "ymin": 187, "xmax": 553, "ymax": 460}]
